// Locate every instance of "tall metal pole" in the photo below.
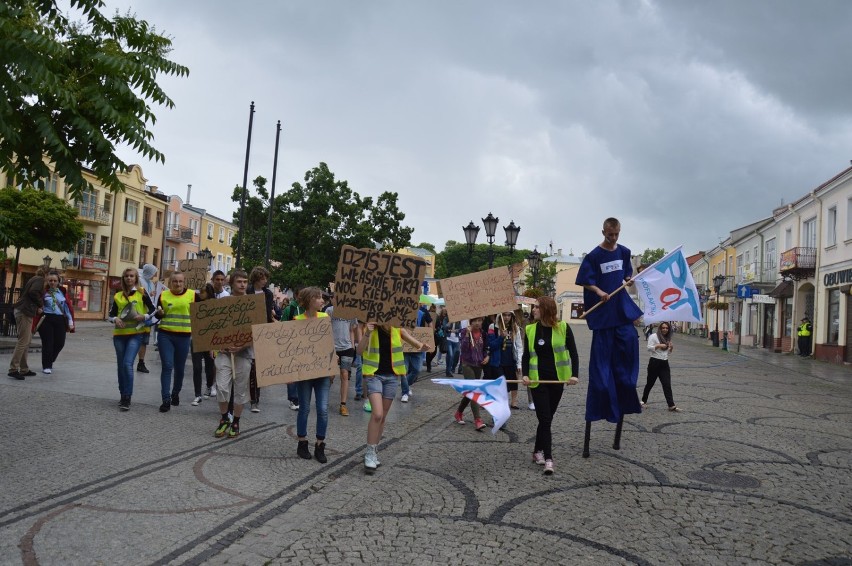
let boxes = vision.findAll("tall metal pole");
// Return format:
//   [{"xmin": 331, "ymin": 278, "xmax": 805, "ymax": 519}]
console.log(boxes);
[
  {"xmin": 265, "ymin": 120, "xmax": 281, "ymax": 268},
  {"xmin": 235, "ymin": 101, "xmax": 255, "ymax": 269},
  {"xmin": 488, "ymin": 241, "xmax": 494, "ymax": 269}
]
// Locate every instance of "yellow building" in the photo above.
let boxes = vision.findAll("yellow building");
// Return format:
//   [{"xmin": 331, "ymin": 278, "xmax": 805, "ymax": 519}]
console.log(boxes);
[{"xmin": 202, "ymin": 212, "xmax": 237, "ymax": 275}]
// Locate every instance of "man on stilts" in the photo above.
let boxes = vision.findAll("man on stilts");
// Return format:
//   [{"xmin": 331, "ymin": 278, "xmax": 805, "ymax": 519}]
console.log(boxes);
[{"xmin": 576, "ymin": 217, "xmax": 643, "ymax": 457}]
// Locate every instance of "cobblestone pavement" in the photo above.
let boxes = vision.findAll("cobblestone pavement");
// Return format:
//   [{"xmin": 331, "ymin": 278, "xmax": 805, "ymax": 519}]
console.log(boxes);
[{"xmin": 1, "ymin": 322, "xmax": 850, "ymax": 565}]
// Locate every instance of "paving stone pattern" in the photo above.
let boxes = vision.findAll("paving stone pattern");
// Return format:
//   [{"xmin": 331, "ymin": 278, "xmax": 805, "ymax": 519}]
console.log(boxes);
[{"xmin": 1, "ymin": 322, "xmax": 850, "ymax": 565}]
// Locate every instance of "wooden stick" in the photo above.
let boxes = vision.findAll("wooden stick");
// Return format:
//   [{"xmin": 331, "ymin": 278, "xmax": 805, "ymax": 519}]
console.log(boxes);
[{"xmin": 579, "ymin": 280, "xmax": 630, "ymax": 319}]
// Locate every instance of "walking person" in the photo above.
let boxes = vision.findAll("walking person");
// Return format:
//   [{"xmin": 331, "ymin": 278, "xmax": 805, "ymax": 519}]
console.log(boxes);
[
  {"xmin": 7, "ymin": 268, "xmax": 44, "ymax": 380},
  {"xmin": 444, "ymin": 318, "xmax": 462, "ymax": 377},
  {"xmin": 280, "ymin": 292, "xmax": 304, "ymax": 411},
  {"xmin": 326, "ymin": 304, "xmax": 360, "ymax": 417},
  {"xmin": 401, "ymin": 301, "xmax": 432, "ymax": 402},
  {"xmin": 521, "ymin": 296, "xmax": 580, "ymax": 475},
  {"xmin": 108, "ymin": 268, "xmax": 156, "ymax": 410},
  {"xmin": 497, "ymin": 311, "xmax": 524, "ymax": 410},
  {"xmin": 247, "ymin": 266, "xmax": 276, "ymax": 413},
  {"xmin": 153, "ymin": 271, "xmax": 195, "ymax": 412},
  {"xmin": 294, "ymin": 287, "xmax": 334, "ymax": 463},
  {"xmin": 136, "ymin": 263, "xmax": 162, "ymax": 374},
  {"xmin": 37, "ymin": 271, "xmax": 75, "ymax": 374},
  {"xmin": 356, "ymin": 321, "xmax": 429, "ymax": 473},
  {"xmin": 190, "ymin": 283, "xmax": 216, "ymax": 406},
  {"xmin": 641, "ymin": 323, "xmax": 681, "ymax": 412},
  {"xmin": 453, "ymin": 316, "xmax": 489, "ymax": 431}
]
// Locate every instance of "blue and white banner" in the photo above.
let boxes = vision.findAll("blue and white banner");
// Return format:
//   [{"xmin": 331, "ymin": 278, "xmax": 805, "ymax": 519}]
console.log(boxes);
[
  {"xmin": 431, "ymin": 376, "xmax": 511, "ymax": 434},
  {"xmin": 633, "ymin": 246, "xmax": 704, "ymax": 324}
]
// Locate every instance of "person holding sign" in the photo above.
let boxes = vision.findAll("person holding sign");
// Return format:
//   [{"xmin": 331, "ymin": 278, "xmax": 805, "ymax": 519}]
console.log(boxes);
[
  {"xmin": 108, "ymin": 268, "xmax": 156, "ymax": 411},
  {"xmin": 521, "ymin": 297, "xmax": 580, "ymax": 475},
  {"xmin": 212, "ymin": 270, "xmax": 253, "ymax": 439},
  {"xmin": 153, "ymin": 272, "xmax": 196, "ymax": 413},
  {"xmin": 575, "ymin": 217, "xmax": 643, "ymax": 458},
  {"xmin": 356, "ymin": 322, "xmax": 428, "ymax": 473},
  {"xmin": 293, "ymin": 287, "xmax": 334, "ymax": 463}
]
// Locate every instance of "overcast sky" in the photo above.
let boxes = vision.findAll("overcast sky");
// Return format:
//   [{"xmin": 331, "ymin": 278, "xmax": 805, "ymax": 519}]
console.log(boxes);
[{"xmin": 103, "ymin": 0, "xmax": 852, "ymax": 258}]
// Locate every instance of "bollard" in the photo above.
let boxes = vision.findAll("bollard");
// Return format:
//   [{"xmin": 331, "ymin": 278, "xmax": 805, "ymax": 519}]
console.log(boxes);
[{"xmin": 722, "ymin": 334, "xmax": 728, "ymax": 351}]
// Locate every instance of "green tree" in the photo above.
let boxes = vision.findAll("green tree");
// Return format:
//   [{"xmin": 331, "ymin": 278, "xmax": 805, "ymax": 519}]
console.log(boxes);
[
  {"xmin": 0, "ymin": 0, "xmax": 189, "ymax": 201},
  {"xmin": 435, "ymin": 242, "xmax": 530, "ymax": 279},
  {"xmin": 639, "ymin": 247, "xmax": 666, "ymax": 266},
  {"xmin": 232, "ymin": 163, "xmax": 414, "ymax": 288},
  {"xmin": 0, "ymin": 187, "xmax": 84, "ymax": 295},
  {"xmin": 523, "ymin": 259, "xmax": 557, "ymax": 294}
]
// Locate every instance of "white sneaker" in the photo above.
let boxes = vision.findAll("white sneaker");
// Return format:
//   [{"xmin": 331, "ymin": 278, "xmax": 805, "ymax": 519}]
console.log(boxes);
[
  {"xmin": 364, "ymin": 445, "xmax": 379, "ymax": 472},
  {"xmin": 528, "ymin": 402, "xmax": 535, "ymax": 410},
  {"xmin": 250, "ymin": 403, "xmax": 260, "ymax": 413},
  {"xmin": 289, "ymin": 400, "xmax": 300, "ymax": 410},
  {"xmin": 43, "ymin": 368, "xmax": 52, "ymax": 374},
  {"xmin": 401, "ymin": 394, "xmax": 409, "ymax": 403},
  {"xmin": 191, "ymin": 396, "xmax": 203, "ymax": 406},
  {"xmin": 209, "ymin": 385, "xmax": 218, "ymax": 397},
  {"xmin": 203, "ymin": 387, "xmax": 212, "ymax": 398}
]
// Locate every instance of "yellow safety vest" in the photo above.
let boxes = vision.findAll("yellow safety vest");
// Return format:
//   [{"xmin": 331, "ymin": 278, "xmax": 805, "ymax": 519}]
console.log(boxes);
[
  {"xmin": 158, "ymin": 289, "xmax": 195, "ymax": 334},
  {"xmin": 362, "ymin": 327, "xmax": 406, "ymax": 376},
  {"xmin": 112, "ymin": 289, "xmax": 147, "ymax": 336},
  {"xmin": 798, "ymin": 323, "xmax": 811, "ymax": 337},
  {"xmin": 525, "ymin": 321, "xmax": 571, "ymax": 387},
  {"xmin": 294, "ymin": 312, "xmax": 329, "ymax": 321}
]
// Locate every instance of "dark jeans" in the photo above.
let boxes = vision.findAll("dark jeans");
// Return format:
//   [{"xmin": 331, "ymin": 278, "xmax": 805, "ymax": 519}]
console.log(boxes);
[
  {"xmin": 642, "ymin": 357, "xmax": 675, "ymax": 407},
  {"xmin": 249, "ymin": 360, "xmax": 260, "ymax": 404},
  {"xmin": 798, "ymin": 335, "xmax": 812, "ymax": 356},
  {"xmin": 38, "ymin": 314, "xmax": 67, "ymax": 369},
  {"xmin": 444, "ymin": 341, "xmax": 460, "ymax": 376},
  {"xmin": 158, "ymin": 332, "xmax": 190, "ymax": 402},
  {"xmin": 191, "ymin": 350, "xmax": 215, "ymax": 396},
  {"xmin": 425, "ymin": 349, "xmax": 437, "ymax": 371},
  {"xmin": 530, "ymin": 382, "xmax": 565, "ymax": 460},
  {"xmin": 457, "ymin": 364, "xmax": 483, "ymax": 419}
]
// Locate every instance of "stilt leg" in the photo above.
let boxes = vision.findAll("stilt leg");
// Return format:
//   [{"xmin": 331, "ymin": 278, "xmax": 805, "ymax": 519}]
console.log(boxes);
[
  {"xmin": 582, "ymin": 421, "xmax": 591, "ymax": 458},
  {"xmin": 613, "ymin": 415, "xmax": 624, "ymax": 450}
]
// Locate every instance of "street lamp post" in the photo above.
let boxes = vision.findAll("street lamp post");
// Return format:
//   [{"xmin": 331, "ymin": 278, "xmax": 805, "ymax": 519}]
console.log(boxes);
[
  {"xmin": 712, "ymin": 274, "xmax": 725, "ymax": 348},
  {"xmin": 42, "ymin": 255, "xmax": 53, "ymax": 270},
  {"xmin": 527, "ymin": 247, "xmax": 542, "ymax": 290},
  {"xmin": 462, "ymin": 213, "xmax": 521, "ymax": 269}
]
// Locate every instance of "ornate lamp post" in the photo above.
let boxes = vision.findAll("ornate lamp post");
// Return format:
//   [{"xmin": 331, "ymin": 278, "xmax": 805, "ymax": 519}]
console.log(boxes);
[
  {"xmin": 59, "ymin": 257, "xmax": 70, "ymax": 270},
  {"xmin": 713, "ymin": 274, "xmax": 725, "ymax": 347},
  {"xmin": 527, "ymin": 247, "xmax": 542, "ymax": 290},
  {"xmin": 462, "ymin": 213, "xmax": 521, "ymax": 269},
  {"xmin": 42, "ymin": 255, "xmax": 53, "ymax": 270}
]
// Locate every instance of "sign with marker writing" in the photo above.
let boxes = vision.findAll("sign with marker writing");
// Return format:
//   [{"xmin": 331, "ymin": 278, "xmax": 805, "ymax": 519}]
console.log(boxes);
[
  {"xmin": 441, "ymin": 267, "xmax": 517, "ymax": 322},
  {"xmin": 401, "ymin": 327, "xmax": 436, "ymax": 353},
  {"xmin": 252, "ymin": 317, "xmax": 336, "ymax": 386},
  {"xmin": 190, "ymin": 294, "xmax": 267, "ymax": 353},
  {"xmin": 178, "ymin": 258, "xmax": 210, "ymax": 290},
  {"xmin": 332, "ymin": 245, "xmax": 428, "ymax": 328}
]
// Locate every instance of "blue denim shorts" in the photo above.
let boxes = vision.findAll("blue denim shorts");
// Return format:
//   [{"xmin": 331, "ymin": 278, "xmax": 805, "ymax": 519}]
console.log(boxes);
[{"xmin": 364, "ymin": 373, "xmax": 398, "ymax": 400}]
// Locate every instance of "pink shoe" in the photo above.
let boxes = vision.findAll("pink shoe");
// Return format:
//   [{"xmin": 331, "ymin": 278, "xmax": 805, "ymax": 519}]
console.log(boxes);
[
  {"xmin": 532, "ymin": 451, "xmax": 545, "ymax": 465},
  {"xmin": 544, "ymin": 459, "xmax": 554, "ymax": 475},
  {"xmin": 474, "ymin": 418, "xmax": 486, "ymax": 431},
  {"xmin": 454, "ymin": 411, "xmax": 465, "ymax": 425}
]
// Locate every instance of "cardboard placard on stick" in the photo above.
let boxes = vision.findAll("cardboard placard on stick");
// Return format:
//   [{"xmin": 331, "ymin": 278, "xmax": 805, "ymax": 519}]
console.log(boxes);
[
  {"xmin": 190, "ymin": 294, "xmax": 267, "ymax": 353},
  {"xmin": 178, "ymin": 258, "xmax": 210, "ymax": 290},
  {"xmin": 441, "ymin": 267, "xmax": 518, "ymax": 322},
  {"xmin": 332, "ymin": 245, "xmax": 428, "ymax": 328},
  {"xmin": 401, "ymin": 327, "xmax": 436, "ymax": 353},
  {"xmin": 252, "ymin": 317, "xmax": 336, "ymax": 386}
]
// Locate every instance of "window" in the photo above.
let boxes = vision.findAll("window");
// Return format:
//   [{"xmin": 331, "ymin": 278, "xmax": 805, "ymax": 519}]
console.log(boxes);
[
  {"xmin": 207, "ymin": 223, "xmax": 214, "ymax": 239},
  {"xmin": 103, "ymin": 193, "xmax": 112, "ymax": 213},
  {"xmin": 120, "ymin": 237, "xmax": 136, "ymax": 262},
  {"xmin": 156, "ymin": 210, "xmax": 163, "ymax": 229},
  {"xmin": 78, "ymin": 232, "xmax": 95, "ymax": 256},
  {"xmin": 219, "ymin": 227, "xmax": 225, "ymax": 242},
  {"xmin": 785, "ymin": 228, "xmax": 792, "ymax": 250},
  {"xmin": 190, "ymin": 219, "xmax": 198, "ymax": 236},
  {"xmin": 225, "ymin": 256, "xmax": 232, "ymax": 272},
  {"xmin": 765, "ymin": 238, "xmax": 776, "ymax": 268},
  {"xmin": 217, "ymin": 253, "xmax": 224, "ymax": 271},
  {"xmin": 124, "ymin": 199, "xmax": 139, "ymax": 223},
  {"xmin": 140, "ymin": 245, "xmax": 148, "ymax": 265},
  {"xmin": 827, "ymin": 289, "xmax": 841, "ymax": 344},
  {"xmin": 228, "ymin": 231, "xmax": 233, "ymax": 246},
  {"xmin": 803, "ymin": 217, "xmax": 817, "ymax": 248},
  {"xmin": 41, "ymin": 174, "xmax": 58, "ymax": 194},
  {"xmin": 152, "ymin": 248, "xmax": 160, "ymax": 268},
  {"xmin": 827, "ymin": 206, "xmax": 837, "ymax": 247},
  {"xmin": 99, "ymin": 236, "xmax": 109, "ymax": 258}
]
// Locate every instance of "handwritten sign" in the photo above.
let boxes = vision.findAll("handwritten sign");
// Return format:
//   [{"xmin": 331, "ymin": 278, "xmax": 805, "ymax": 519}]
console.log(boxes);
[
  {"xmin": 401, "ymin": 327, "xmax": 436, "ymax": 353},
  {"xmin": 441, "ymin": 267, "xmax": 518, "ymax": 323},
  {"xmin": 252, "ymin": 317, "xmax": 336, "ymax": 386},
  {"xmin": 178, "ymin": 258, "xmax": 210, "ymax": 290},
  {"xmin": 332, "ymin": 245, "xmax": 428, "ymax": 328},
  {"xmin": 190, "ymin": 294, "xmax": 267, "ymax": 352}
]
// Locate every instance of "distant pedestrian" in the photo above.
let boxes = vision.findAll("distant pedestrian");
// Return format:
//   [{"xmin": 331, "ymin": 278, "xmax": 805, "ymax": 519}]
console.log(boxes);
[
  {"xmin": 153, "ymin": 271, "xmax": 195, "ymax": 412},
  {"xmin": 37, "ymin": 271, "xmax": 75, "ymax": 374},
  {"xmin": 797, "ymin": 317, "xmax": 813, "ymax": 357},
  {"xmin": 190, "ymin": 283, "xmax": 216, "ymax": 406},
  {"xmin": 7, "ymin": 268, "xmax": 44, "ymax": 380},
  {"xmin": 443, "ymin": 318, "xmax": 462, "ymax": 377},
  {"xmin": 641, "ymin": 322, "xmax": 681, "ymax": 412},
  {"xmin": 108, "ymin": 268, "xmax": 156, "ymax": 410},
  {"xmin": 326, "ymin": 304, "xmax": 360, "ymax": 417},
  {"xmin": 454, "ymin": 316, "xmax": 489, "ymax": 431},
  {"xmin": 401, "ymin": 301, "xmax": 432, "ymax": 403},
  {"xmin": 137, "ymin": 263, "xmax": 162, "ymax": 374}
]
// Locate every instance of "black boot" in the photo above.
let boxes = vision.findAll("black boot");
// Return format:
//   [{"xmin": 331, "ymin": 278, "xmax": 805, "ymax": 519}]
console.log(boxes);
[
  {"xmin": 314, "ymin": 442, "xmax": 327, "ymax": 464},
  {"xmin": 119, "ymin": 396, "xmax": 130, "ymax": 411},
  {"xmin": 136, "ymin": 360, "xmax": 149, "ymax": 373},
  {"xmin": 297, "ymin": 440, "xmax": 311, "ymax": 460}
]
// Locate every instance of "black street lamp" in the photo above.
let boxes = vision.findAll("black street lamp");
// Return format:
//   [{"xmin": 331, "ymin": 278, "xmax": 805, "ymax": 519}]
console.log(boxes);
[
  {"xmin": 712, "ymin": 274, "xmax": 725, "ymax": 347},
  {"xmin": 42, "ymin": 255, "xmax": 53, "ymax": 270},
  {"xmin": 527, "ymin": 247, "xmax": 542, "ymax": 289},
  {"xmin": 197, "ymin": 248, "xmax": 213, "ymax": 267},
  {"xmin": 60, "ymin": 257, "xmax": 70, "ymax": 270},
  {"xmin": 462, "ymin": 213, "xmax": 521, "ymax": 269}
]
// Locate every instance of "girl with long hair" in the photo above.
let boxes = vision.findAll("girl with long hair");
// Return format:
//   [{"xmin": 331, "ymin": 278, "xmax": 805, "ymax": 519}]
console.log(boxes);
[{"xmin": 641, "ymin": 323, "xmax": 681, "ymax": 412}]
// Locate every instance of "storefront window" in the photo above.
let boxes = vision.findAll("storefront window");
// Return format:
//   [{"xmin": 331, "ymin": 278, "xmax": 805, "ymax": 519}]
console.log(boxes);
[
  {"xmin": 827, "ymin": 289, "xmax": 840, "ymax": 344},
  {"xmin": 783, "ymin": 299, "xmax": 792, "ymax": 337},
  {"xmin": 65, "ymin": 278, "xmax": 104, "ymax": 313}
]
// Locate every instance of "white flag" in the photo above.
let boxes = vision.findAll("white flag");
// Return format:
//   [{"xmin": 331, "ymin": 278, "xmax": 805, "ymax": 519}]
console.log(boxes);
[
  {"xmin": 633, "ymin": 246, "xmax": 704, "ymax": 324},
  {"xmin": 431, "ymin": 376, "xmax": 512, "ymax": 434}
]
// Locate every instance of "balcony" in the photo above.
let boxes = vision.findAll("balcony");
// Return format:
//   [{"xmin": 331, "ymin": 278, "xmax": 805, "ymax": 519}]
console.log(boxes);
[
  {"xmin": 779, "ymin": 247, "xmax": 816, "ymax": 281},
  {"xmin": 164, "ymin": 224, "xmax": 195, "ymax": 243},
  {"xmin": 76, "ymin": 203, "xmax": 111, "ymax": 225},
  {"xmin": 68, "ymin": 253, "xmax": 109, "ymax": 272},
  {"xmin": 142, "ymin": 220, "xmax": 153, "ymax": 236}
]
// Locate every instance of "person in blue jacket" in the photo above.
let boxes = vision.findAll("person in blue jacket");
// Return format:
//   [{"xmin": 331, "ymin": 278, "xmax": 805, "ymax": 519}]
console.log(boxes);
[{"xmin": 575, "ymin": 217, "xmax": 643, "ymax": 457}]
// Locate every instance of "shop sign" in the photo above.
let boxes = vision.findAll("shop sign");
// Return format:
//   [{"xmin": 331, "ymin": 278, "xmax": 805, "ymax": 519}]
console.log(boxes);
[
  {"xmin": 81, "ymin": 257, "xmax": 109, "ymax": 271},
  {"xmin": 747, "ymin": 294, "xmax": 774, "ymax": 304},
  {"xmin": 823, "ymin": 268, "xmax": 852, "ymax": 287}
]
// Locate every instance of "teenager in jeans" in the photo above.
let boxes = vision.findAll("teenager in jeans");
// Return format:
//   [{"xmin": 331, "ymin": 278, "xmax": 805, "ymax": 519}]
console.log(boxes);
[
  {"xmin": 109, "ymin": 268, "xmax": 156, "ymax": 410},
  {"xmin": 153, "ymin": 272, "xmax": 195, "ymax": 412},
  {"xmin": 454, "ymin": 317, "xmax": 489, "ymax": 431},
  {"xmin": 190, "ymin": 283, "xmax": 216, "ymax": 406},
  {"xmin": 443, "ymin": 319, "xmax": 461, "ymax": 377}
]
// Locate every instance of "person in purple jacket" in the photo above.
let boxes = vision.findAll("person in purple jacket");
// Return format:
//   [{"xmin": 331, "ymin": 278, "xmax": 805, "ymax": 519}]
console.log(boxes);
[{"xmin": 575, "ymin": 217, "xmax": 643, "ymax": 457}]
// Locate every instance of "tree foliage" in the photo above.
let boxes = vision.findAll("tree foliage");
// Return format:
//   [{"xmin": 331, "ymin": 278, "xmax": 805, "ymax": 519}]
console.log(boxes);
[
  {"xmin": 435, "ymin": 242, "xmax": 530, "ymax": 279},
  {"xmin": 639, "ymin": 247, "xmax": 666, "ymax": 266},
  {"xmin": 233, "ymin": 163, "xmax": 414, "ymax": 289},
  {"xmin": 0, "ymin": 0, "xmax": 189, "ymax": 201},
  {"xmin": 523, "ymin": 259, "xmax": 558, "ymax": 294},
  {"xmin": 0, "ymin": 187, "xmax": 84, "ymax": 251}
]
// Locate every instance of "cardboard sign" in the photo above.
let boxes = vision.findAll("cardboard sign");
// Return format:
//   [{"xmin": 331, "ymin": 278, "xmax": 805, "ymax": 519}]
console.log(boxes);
[
  {"xmin": 252, "ymin": 317, "xmax": 336, "ymax": 386},
  {"xmin": 178, "ymin": 258, "xmax": 210, "ymax": 290},
  {"xmin": 190, "ymin": 294, "xmax": 267, "ymax": 352},
  {"xmin": 441, "ymin": 267, "xmax": 518, "ymax": 322},
  {"xmin": 332, "ymin": 245, "xmax": 428, "ymax": 328},
  {"xmin": 402, "ymin": 327, "xmax": 436, "ymax": 353}
]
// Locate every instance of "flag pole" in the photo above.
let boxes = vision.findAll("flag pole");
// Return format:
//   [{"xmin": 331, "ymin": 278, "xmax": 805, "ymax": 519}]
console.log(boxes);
[{"xmin": 579, "ymin": 280, "xmax": 631, "ymax": 319}]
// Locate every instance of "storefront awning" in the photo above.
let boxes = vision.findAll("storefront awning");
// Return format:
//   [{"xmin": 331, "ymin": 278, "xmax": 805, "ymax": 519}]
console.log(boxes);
[{"xmin": 768, "ymin": 280, "xmax": 793, "ymax": 298}]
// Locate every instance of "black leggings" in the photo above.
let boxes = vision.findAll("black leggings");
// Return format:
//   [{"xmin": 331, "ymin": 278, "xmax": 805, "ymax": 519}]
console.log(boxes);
[
  {"xmin": 642, "ymin": 358, "xmax": 675, "ymax": 407},
  {"xmin": 530, "ymin": 383, "xmax": 564, "ymax": 460},
  {"xmin": 38, "ymin": 314, "xmax": 67, "ymax": 370},
  {"xmin": 191, "ymin": 350, "xmax": 215, "ymax": 396}
]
